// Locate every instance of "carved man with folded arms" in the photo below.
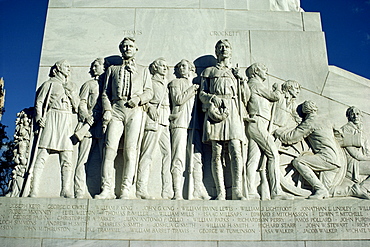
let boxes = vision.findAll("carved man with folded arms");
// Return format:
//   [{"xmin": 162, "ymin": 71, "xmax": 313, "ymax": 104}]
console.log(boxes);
[
  {"xmin": 136, "ymin": 57, "xmax": 172, "ymax": 200},
  {"xmin": 169, "ymin": 59, "xmax": 209, "ymax": 200}
]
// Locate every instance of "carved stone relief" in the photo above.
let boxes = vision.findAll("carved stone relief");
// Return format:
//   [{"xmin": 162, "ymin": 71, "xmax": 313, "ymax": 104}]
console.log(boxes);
[{"xmin": 11, "ymin": 38, "xmax": 369, "ymax": 202}]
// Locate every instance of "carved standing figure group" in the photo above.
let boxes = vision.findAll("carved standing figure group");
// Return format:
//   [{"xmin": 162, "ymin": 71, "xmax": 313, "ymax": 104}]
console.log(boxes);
[{"xmin": 10, "ymin": 38, "xmax": 369, "ymax": 201}]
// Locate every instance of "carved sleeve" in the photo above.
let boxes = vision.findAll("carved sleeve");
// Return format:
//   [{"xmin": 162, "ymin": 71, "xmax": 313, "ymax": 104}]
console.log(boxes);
[
  {"xmin": 137, "ymin": 67, "xmax": 153, "ymax": 105},
  {"xmin": 78, "ymin": 82, "xmax": 91, "ymax": 122},
  {"xmin": 199, "ymin": 76, "xmax": 212, "ymax": 105},
  {"xmin": 345, "ymin": 146, "xmax": 370, "ymax": 161},
  {"xmin": 255, "ymin": 82, "xmax": 279, "ymax": 102},
  {"xmin": 276, "ymin": 119, "xmax": 314, "ymax": 145},
  {"xmin": 169, "ymin": 81, "xmax": 196, "ymax": 106},
  {"xmin": 102, "ymin": 67, "xmax": 113, "ymax": 112},
  {"xmin": 35, "ymin": 81, "xmax": 51, "ymax": 123}
]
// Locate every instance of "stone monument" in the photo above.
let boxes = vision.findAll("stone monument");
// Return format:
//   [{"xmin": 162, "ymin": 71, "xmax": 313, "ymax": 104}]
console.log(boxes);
[{"xmin": 1, "ymin": 0, "xmax": 370, "ymax": 246}]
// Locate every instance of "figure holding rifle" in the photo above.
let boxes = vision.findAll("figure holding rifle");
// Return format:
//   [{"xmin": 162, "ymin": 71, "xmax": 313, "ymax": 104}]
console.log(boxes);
[
  {"xmin": 200, "ymin": 40, "xmax": 248, "ymax": 200},
  {"xmin": 29, "ymin": 60, "xmax": 79, "ymax": 198},
  {"xmin": 169, "ymin": 59, "xmax": 209, "ymax": 200},
  {"xmin": 246, "ymin": 63, "xmax": 293, "ymax": 200}
]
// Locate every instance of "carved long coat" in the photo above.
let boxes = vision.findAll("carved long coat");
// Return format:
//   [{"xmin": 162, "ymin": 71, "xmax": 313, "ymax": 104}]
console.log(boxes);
[
  {"xmin": 199, "ymin": 64, "xmax": 246, "ymax": 142},
  {"xmin": 35, "ymin": 77, "xmax": 78, "ymax": 151}
]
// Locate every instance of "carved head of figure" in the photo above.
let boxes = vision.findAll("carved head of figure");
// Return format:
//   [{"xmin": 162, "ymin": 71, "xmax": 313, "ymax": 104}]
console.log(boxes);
[
  {"xmin": 302, "ymin": 100, "xmax": 318, "ymax": 116},
  {"xmin": 119, "ymin": 37, "xmax": 138, "ymax": 60},
  {"xmin": 346, "ymin": 106, "xmax": 362, "ymax": 125},
  {"xmin": 149, "ymin": 57, "xmax": 168, "ymax": 76},
  {"xmin": 49, "ymin": 60, "xmax": 71, "ymax": 79},
  {"xmin": 215, "ymin": 39, "xmax": 232, "ymax": 61},
  {"xmin": 174, "ymin": 59, "xmax": 195, "ymax": 79},
  {"xmin": 246, "ymin": 63, "xmax": 268, "ymax": 81},
  {"xmin": 89, "ymin": 58, "xmax": 105, "ymax": 78},
  {"xmin": 282, "ymin": 80, "xmax": 301, "ymax": 99}
]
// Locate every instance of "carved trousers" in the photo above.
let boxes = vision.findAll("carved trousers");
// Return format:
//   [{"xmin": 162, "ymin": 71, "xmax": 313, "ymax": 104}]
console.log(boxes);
[
  {"xmin": 75, "ymin": 136, "xmax": 104, "ymax": 197},
  {"xmin": 32, "ymin": 148, "xmax": 73, "ymax": 196},
  {"xmin": 211, "ymin": 139, "xmax": 243, "ymax": 195},
  {"xmin": 246, "ymin": 116, "xmax": 282, "ymax": 197},
  {"xmin": 101, "ymin": 106, "xmax": 143, "ymax": 193},
  {"xmin": 171, "ymin": 128, "xmax": 204, "ymax": 197},
  {"xmin": 136, "ymin": 124, "xmax": 172, "ymax": 197},
  {"xmin": 292, "ymin": 154, "xmax": 338, "ymax": 190}
]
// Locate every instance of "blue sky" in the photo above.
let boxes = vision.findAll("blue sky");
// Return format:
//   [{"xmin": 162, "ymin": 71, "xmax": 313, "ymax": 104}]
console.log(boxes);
[{"xmin": 0, "ymin": 0, "xmax": 369, "ymax": 136}]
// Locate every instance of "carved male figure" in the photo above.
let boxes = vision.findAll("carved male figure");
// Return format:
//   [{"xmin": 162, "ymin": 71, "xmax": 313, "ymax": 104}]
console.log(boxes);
[
  {"xmin": 341, "ymin": 107, "xmax": 370, "ymax": 186},
  {"xmin": 136, "ymin": 57, "xmax": 172, "ymax": 199},
  {"xmin": 30, "ymin": 60, "xmax": 79, "ymax": 198},
  {"xmin": 73, "ymin": 58, "xmax": 105, "ymax": 198},
  {"xmin": 169, "ymin": 59, "xmax": 209, "ymax": 200},
  {"xmin": 273, "ymin": 80, "xmax": 301, "ymax": 128},
  {"xmin": 274, "ymin": 100, "xmax": 343, "ymax": 199},
  {"xmin": 95, "ymin": 37, "xmax": 152, "ymax": 199},
  {"xmin": 200, "ymin": 39, "xmax": 248, "ymax": 200},
  {"xmin": 246, "ymin": 63, "xmax": 291, "ymax": 200}
]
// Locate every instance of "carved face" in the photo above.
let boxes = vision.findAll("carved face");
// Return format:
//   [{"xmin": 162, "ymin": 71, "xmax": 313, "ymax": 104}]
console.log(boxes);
[
  {"xmin": 121, "ymin": 39, "xmax": 137, "ymax": 59},
  {"xmin": 156, "ymin": 60, "xmax": 168, "ymax": 76},
  {"xmin": 178, "ymin": 61, "xmax": 189, "ymax": 78},
  {"xmin": 257, "ymin": 65, "xmax": 268, "ymax": 81},
  {"xmin": 216, "ymin": 41, "xmax": 232, "ymax": 59},
  {"xmin": 349, "ymin": 108, "xmax": 362, "ymax": 125},
  {"xmin": 91, "ymin": 61, "xmax": 104, "ymax": 77},
  {"xmin": 288, "ymin": 85, "xmax": 300, "ymax": 98},
  {"xmin": 59, "ymin": 62, "xmax": 71, "ymax": 77}
]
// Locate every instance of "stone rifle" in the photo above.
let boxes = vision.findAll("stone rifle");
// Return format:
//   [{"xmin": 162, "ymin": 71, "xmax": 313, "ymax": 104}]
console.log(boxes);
[
  {"xmin": 258, "ymin": 100, "xmax": 277, "ymax": 200},
  {"xmin": 20, "ymin": 82, "xmax": 53, "ymax": 197}
]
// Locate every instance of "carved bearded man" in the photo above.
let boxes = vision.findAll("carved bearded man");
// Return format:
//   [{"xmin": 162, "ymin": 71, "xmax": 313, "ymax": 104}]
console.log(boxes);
[
  {"xmin": 95, "ymin": 37, "xmax": 153, "ymax": 199},
  {"xmin": 30, "ymin": 60, "xmax": 79, "ymax": 198},
  {"xmin": 200, "ymin": 39, "xmax": 249, "ymax": 200}
]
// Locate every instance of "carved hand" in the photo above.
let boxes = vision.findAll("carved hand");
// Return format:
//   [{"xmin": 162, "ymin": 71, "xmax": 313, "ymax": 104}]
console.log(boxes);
[
  {"xmin": 127, "ymin": 96, "xmax": 140, "ymax": 108},
  {"xmin": 193, "ymin": 84, "xmax": 200, "ymax": 91},
  {"xmin": 232, "ymin": 67, "xmax": 245, "ymax": 81},
  {"xmin": 86, "ymin": 116, "xmax": 94, "ymax": 126},
  {"xmin": 103, "ymin": 110, "xmax": 112, "ymax": 123},
  {"xmin": 211, "ymin": 95, "xmax": 222, "ymax": 108},
  {"xmin": 148, "ymin": 106, "xmax": 158, "ymax": 121},
  {"xmin": 38, "ymin": 117, "xmax": 46, "ymax": 128}
]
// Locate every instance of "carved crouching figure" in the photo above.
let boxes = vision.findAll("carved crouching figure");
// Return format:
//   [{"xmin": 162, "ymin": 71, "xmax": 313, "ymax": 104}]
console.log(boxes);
[
  {"xmin": 169, "ymin": 59, "xmax": 210, "ymax": 200},
  {"xmin": 95, "ymin": 37, "xmax": 152, "ymax": 199},
  {"xmin": 136, "ymin": 58, "xmax": 172, "ymax": 200},
  {"xmin": 274, "ymin": 101, "xmax": 348, "ymax": 199},
  {"xmin": 30, "ymin": 60, "xmax": 79, "ymax": 198},
  {"xmin": 73, "ymin": 58, "xmax": 105, "ymax": 198},
  {"xmin": 200, "ymin": 39, "xmax": 248, "ymax": 200}
]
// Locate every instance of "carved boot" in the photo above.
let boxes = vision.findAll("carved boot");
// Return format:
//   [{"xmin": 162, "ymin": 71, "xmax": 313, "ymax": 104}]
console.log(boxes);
[
  {"xmin": 95, "ymin": 188, "xmax": 116, "ymax": 199},
  {"xmin": 172, "ymin": 171, "xmax": 183, "ymax": 200},
  {"xmin": 29, "ymin": 168, "xmax": 43, "ymax": 197},
  {"xmin": 304, "ymin": 171, "xmax": 328, "ymax": 199},
  {"xmin": 332, "ymin": 183, "xmax": 370, "ymax": 200},
  {"xmin": 192, "ymin": 168, "xmax": 210, "ymax": 200},
  {"xmin": 60, "ymin": 166, "xmax": 74, "ymax": 198},
  {"xmin": 212, "ymin": 162, "xmax": 226, "ymax": 200}
]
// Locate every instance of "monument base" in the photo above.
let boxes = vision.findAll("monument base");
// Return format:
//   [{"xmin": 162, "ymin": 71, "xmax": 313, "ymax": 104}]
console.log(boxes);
[{"xmin": 1, "ymin": 197, "xmax": 370, "ymax": 246}]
